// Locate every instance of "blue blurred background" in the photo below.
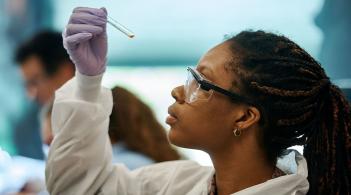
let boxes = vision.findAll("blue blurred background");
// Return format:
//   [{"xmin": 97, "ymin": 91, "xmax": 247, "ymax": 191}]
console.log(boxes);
[{"xmin": 0, "ymin": 0, "xmax": 350, "ymax": 171}]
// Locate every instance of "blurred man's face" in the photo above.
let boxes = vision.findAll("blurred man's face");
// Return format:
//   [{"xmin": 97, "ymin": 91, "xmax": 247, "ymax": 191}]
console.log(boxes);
[{"xmin": 20, "ymin": 55, "xmax": 55, "ymax": 105}]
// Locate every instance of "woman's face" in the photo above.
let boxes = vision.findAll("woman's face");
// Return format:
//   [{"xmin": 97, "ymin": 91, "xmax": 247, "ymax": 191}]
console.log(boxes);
[{"xmin": 167, "ymin": 41, "xmax": 244, "ymax": 152}]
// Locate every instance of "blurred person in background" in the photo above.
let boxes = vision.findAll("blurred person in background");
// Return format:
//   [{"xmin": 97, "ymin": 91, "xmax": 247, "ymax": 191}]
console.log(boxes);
[
  {"xmin": 0, "ymin": 30, "xmax": 76, "ymax": 194},
  {"xmin": 109, "ymin": 86, "xmax": 180, "ymax": 170},
  {"xmin": 1, "ymin": 0, "xmax": 53, "ymax": 160},
  {"xmin": 14, "ymin": 30, "xmax": 75, "ymax": 155},
  {"xmin": 15, "ymin": 30, "xmax": 75, "ymax": 106}
]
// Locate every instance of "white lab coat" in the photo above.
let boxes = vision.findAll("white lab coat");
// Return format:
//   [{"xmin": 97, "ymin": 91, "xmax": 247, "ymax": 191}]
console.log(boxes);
[{"xmin": 45, "ymin": 72, "xmax": 309, "ymax": 195}]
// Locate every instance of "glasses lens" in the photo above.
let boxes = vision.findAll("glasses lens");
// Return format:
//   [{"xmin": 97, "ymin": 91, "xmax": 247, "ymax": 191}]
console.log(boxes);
[
  {"xmin": 184, "ymin": 70, "xmax": 198, "ymax": 103},
  {"xmin": 184, "ymin": 69, "xmax": 213, "ymax": 103}
]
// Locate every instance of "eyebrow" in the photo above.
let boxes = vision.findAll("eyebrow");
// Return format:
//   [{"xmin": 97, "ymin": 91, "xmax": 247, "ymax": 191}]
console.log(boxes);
[{"xmin": 196, "ymin": 65, "xmax": 213, "ymax": 81}]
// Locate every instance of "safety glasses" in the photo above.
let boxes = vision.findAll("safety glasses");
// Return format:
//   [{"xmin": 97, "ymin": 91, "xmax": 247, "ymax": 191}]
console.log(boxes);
[{"xmin": 184, "ymin": 67, "xmax": 255, "ymax": 105}]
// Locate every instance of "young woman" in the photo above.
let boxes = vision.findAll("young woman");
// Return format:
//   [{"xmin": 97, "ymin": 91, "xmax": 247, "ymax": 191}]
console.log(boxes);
[{"xmin": 46, "ymin": 7, "xmax": 351, "ymax": 195}]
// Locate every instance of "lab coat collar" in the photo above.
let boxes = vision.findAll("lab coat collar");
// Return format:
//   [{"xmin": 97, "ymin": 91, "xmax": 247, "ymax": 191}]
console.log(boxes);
[{"xmin": 207, "ymin": 150, "xmax": 309, "ymax": 195}]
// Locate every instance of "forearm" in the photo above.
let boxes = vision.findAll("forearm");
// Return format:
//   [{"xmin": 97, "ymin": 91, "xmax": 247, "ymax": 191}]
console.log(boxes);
[{"xmin": 45, "ymin": 72, "xmax": 113, "ymax": 195}]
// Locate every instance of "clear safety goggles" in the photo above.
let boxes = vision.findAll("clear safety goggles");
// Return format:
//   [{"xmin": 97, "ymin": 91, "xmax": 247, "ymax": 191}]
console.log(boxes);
[
  {"xmin": 184, "ymin": 67, "xmax": 256, "ymax": 105},
  {"xmin": 184, "ymin": 67, "xmax": 213, "ymax": 103}
]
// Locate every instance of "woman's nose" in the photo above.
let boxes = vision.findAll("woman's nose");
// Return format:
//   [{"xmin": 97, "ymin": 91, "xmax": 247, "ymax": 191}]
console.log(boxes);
[{"xmin": 171, "ymin": 85, "xmax": 185, "ymax": 104}]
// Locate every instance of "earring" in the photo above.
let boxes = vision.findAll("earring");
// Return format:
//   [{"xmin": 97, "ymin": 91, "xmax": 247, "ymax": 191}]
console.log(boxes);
[{"xmin": 233, "ymin": 128, "xmax": 242, "ymax": 137}]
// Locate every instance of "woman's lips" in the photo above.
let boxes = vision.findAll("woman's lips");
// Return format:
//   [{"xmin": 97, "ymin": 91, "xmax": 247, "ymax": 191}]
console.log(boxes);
[
  {"xmin": 166, "ymin": 106, "xmax": 178, "ymax": 125},
  {"xmin": 166, "ymin": 115, "xmax": 178, "ymax": 125}
]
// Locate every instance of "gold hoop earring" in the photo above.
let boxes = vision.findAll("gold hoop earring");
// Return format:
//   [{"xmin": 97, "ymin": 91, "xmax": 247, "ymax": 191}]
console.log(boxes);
[{"xmin": 233, "ymin": 128, "xmax": 242, "ymax": 137}]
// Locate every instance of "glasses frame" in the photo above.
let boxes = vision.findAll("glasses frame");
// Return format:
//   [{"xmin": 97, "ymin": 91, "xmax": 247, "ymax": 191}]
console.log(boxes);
[{"xmin": 187, "ymin": 67, "xmax": 256, "ymax": 106}]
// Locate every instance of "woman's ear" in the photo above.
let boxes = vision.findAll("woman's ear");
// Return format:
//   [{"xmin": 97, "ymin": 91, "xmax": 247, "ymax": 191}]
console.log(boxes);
[{"xmin": 234, "ymin": 106, "xmax": 261, "ymax": 129}]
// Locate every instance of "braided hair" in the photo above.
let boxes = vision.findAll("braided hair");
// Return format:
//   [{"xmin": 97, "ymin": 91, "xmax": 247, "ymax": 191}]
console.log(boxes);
[{"xmin": 226, "ymin": 30, "xmax": 351, "ymax": 194}]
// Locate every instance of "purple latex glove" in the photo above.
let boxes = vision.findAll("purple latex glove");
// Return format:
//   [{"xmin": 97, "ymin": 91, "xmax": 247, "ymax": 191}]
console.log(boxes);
[{"xmin": 63, "ymin": 7, "xmax": 108, "ymax": 76}]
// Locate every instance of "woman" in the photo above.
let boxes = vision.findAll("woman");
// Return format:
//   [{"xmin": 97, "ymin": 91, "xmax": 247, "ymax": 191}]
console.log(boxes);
[
  {"xmin": 46, "ymin": 7, "xmax": 351, "ymax": 195},
  {"xmin": 109, "ymin": 86, "xmax": 180, "ymax": 169}
]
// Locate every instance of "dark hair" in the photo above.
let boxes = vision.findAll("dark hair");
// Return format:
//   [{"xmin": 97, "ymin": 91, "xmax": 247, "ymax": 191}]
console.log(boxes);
[
  {"xmin": 15, "ymin": 30, "xmax": 74, "ymax": 76},
  {"xmin": 109, "ymin": 86, "xmax": 181, "ymax": 162},
  {"xmin": 226, "ymin": 30, "xmax": 351, "ymax": 194}
]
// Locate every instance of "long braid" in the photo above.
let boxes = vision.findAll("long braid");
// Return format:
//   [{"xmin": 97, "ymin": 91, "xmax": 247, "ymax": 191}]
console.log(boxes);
[
  {"xmin": 227, "ymin": 30, "xmax": 351, "ymax": 194},
  {"xmin": 304, "ymin": 85, "xmax": 351, "ymax": 194}
]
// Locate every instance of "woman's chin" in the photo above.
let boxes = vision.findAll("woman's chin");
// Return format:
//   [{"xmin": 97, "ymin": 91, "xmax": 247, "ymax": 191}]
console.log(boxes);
[
  {"xmin": 167, "ymin": 128, "xmax": 194, "ymax": 149},
  {"xmin": 167, "ymin": 128, "xmax": 179, "ymax": 144}
]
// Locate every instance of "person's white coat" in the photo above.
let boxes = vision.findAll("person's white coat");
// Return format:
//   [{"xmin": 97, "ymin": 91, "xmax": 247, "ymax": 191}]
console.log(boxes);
[{"xmin": 45, "ymin": 72, "xmax": 309, "ymax": 195}]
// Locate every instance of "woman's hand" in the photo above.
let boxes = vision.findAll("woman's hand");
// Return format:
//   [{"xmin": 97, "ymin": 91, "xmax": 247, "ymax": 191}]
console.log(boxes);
[{"xmin": 63, "ymin": 7, "xmax": 108, "ymax": 76}]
